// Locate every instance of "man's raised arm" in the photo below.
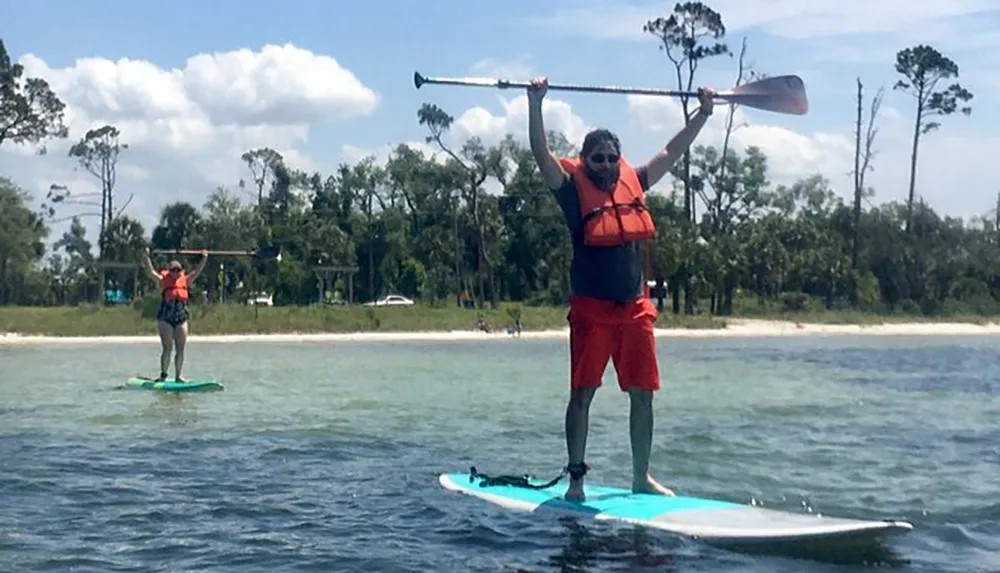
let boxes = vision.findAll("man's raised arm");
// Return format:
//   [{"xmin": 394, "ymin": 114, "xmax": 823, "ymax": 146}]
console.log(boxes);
[
  {"xmin": 527, "ymin": 77, "xmax": 569, "ymax": 191},
  {"xmin": 642, "ymin": 87, "xmax": 716, "ymax": 189}
]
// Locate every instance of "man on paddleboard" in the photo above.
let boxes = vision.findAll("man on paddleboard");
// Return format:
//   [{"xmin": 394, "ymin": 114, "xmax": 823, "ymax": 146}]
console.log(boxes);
[
  {"xmin": 527, "ymin": 76, "xmax": 714, "ymax": 501},
  {"xmin": 144, "ymin": 248, "xmax": 209, "ymax": 382}
]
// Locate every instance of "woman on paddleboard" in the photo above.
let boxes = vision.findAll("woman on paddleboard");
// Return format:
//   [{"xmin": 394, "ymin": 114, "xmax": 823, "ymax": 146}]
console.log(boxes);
[{"xmin": 144, "ymin": 248, "xmax": 209, "ymax": 382}]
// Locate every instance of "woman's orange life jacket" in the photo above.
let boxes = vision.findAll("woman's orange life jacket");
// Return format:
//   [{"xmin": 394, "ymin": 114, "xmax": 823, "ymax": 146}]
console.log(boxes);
[
  {"xmin": 558, "ymin": 156, "xmax": 657, "ymax": 247},
  {"xmin": 160, "ymin": 270, "xmax": 189, "ymax": 302}
]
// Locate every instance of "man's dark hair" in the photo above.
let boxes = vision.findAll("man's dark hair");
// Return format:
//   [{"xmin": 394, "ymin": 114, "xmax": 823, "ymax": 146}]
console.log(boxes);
[{"xmin": 580, "ymin": 128, "xmax": 621, "ymax": 157}]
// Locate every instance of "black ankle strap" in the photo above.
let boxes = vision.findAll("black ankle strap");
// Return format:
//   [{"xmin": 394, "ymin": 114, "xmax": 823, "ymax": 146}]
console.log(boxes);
[{"xmin": 567, "ymin": 462, "xmax": 589, "ymax": 480}]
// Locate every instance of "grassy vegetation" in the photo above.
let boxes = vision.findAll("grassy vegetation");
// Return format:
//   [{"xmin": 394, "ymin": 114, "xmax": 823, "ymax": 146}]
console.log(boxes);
[
  {"xmin": 727, "ymin": 292, "xmax": 1000, "ymax": 326},
  {"xmin": 0, "ymin": 300, "xmax": 723, "ymax": 337},
  {"xmin": 2, "ymin": 291, "xmax": 997, "ymax": 337}
]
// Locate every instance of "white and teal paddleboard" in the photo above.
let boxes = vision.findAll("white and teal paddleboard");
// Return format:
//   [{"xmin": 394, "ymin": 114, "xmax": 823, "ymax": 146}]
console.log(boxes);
[
  {"xmin": 126, "ymin": 376, "xmax": 224, "ymax": 392},
  {"xmin": 439, "ymin": 471, "xmax": 913, "ymax": 544}
]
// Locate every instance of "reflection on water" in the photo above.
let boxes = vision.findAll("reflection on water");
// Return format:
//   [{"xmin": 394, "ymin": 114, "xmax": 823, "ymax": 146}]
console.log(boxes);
[
  {"xmin": 715, "ymin": 534, "xmax": 909, "ymax": 567},
  {"xmin": 533, "ymin": 518, "xmax": 680, "ymax": 573}
]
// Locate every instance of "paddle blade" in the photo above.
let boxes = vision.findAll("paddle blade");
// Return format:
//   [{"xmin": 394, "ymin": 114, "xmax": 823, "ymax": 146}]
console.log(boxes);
[
  {"xmin": 721, "ymin": 75, "xmax": 809, "ymax": 115},
  {"xmin": 253, "ymin": 245, "xmax": 282, "ymax": 261}
]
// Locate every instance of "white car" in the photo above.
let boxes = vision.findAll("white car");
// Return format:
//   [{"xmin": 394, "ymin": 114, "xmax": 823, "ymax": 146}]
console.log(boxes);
[
  {"xmin": 363, "ymin": 294, "xmax": 414, "ymax": 307},
  {"xmin": 247, "ymin": 292, "xmax": 274, "ymax": 306}
]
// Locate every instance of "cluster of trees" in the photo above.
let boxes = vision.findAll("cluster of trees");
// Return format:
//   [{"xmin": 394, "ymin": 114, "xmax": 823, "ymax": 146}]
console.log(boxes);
[{"xmin": 1, "ymin": 3, "xmax": 998, "ymax": 317}]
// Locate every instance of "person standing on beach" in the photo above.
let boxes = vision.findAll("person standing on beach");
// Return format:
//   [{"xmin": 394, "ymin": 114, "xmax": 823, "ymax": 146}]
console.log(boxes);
[
  {"xmin": 144, "ymin": 248, "xmax": 209, "ymax": 382},
  {"xmin": 526, "ymin": 75, "xmax": 715, "ymax": 501}
]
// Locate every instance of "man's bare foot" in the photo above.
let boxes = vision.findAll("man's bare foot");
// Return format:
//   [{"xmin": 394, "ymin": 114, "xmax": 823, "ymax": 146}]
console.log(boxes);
[
  {"xmin": 564, "ymin": 479, "xmax": 586, "ymax": 502},
  {"xmin": 633, "ymin": 474, "xmax": 675, "ymax": 496}
]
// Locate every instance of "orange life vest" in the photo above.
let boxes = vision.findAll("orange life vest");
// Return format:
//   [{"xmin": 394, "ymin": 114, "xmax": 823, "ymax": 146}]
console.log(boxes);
[
  {"xmin": 160, "ymin": 270, "xmax": 189, "ymax": 302},
  {"xmin": 558, "ymin": 156, "xmax": 657, "ymax": 247}
]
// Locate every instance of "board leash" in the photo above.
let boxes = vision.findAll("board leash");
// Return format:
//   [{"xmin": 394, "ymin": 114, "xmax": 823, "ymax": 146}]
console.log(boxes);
[
  {"xmin": 468, "ymin": 466, "xmax": 566, "ymax": 489},
  {"xmin": 468, "ymin": 463, "xmax": 590, "ymax": 490}
]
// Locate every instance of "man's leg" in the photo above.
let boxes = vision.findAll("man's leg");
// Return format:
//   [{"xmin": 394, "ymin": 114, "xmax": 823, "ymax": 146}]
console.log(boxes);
[
  {"xmin": 564, "ymin": 386, "xmax": 596, "ymax": 501},
  {"xmin": 627, "ymin": 389, "xmax": 672, "ymax": 495},
  {"xmin": 565, "ymin": 303, "xmax": 612, "ymax": 501},
  {"xmin": 613, "ymin": 303, "xmax": 674, "ymax": 496}
]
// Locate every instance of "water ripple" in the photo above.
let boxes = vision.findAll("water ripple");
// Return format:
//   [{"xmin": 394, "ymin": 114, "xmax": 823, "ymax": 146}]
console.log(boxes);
[{"xmin": 2, "ymin": 337, "xmax": 999, "ymax": 572}]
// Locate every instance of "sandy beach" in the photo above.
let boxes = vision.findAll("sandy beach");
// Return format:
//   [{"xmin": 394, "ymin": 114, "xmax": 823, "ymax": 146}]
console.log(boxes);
[{"xmin": 3, "ymin": 318, "xmax": 1000, "ymax": 345}]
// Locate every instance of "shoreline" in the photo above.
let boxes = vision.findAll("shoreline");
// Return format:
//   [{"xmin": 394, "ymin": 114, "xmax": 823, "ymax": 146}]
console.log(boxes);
[{"xmin": 3, "ymin": 319, "xmax": 1000, "ymax": 345}]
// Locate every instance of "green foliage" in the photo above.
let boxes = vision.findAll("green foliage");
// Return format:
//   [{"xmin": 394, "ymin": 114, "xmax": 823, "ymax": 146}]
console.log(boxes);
[
  {"xmin": 133, "ymin": 291, "xmax": 161, "ymax": 320},
  {"xmin": 0, "ymin": 177, "xmax": 49, "ymax": 304},
  {"xmin": 0, "ymin": 39, "xmax": 69, "ymax": 151}
]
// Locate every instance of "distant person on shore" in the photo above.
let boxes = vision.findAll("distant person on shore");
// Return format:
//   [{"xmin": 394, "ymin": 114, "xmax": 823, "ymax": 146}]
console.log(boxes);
[
  {"xmin": 526, "ymin": 75, "xmax": 715, "ymax": 501},
  {"xmin": 144, "ymin": 248, "xmax": 209, "ymax": 382}
]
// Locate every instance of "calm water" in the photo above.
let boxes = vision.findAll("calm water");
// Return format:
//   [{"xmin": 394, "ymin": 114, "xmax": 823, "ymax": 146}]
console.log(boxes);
[{"xmin": 2, "ymin": 333, "xmax": 999, "ymax": 572}]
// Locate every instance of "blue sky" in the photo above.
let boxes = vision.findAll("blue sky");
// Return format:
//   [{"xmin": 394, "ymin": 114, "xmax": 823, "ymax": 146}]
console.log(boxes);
[{"xmin": 4, "ymin": 0, "xmax": 1000, "ymax": 245}]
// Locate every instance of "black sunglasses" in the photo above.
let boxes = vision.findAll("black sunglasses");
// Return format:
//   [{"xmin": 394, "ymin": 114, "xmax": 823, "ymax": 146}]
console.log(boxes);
[{"xmin": 589, "ymin": 153, "xmax": 619, "ymax": 164}]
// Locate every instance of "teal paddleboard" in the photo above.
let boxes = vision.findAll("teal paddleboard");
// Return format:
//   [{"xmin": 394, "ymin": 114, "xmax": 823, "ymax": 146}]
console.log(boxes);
[
  {"xmin": 439, "ymin": 471, "xmax": 913, "ymax": 544},
  {"xmin": 126, "ymin": 377, "xmax": 224, "ymax": 392}
]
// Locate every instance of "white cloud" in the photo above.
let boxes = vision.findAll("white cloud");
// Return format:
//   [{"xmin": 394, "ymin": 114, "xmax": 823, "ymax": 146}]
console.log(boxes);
[
  {"xmin": 523, "ymin": 0, "xmax": 999, "ymax": 42},
  {"xmin": 336, "ymin": 97, "xmax": 593, "ymax": 199},
  {"xmin": 626, "ymin": 96, "xmax": 853, "ymax": 187},
  {"xmin": 623, "ymin": 94, "xmax": 997, "ymax": 217},
  {"xmin": 339, "ymin": 141, "xmax": 443, "ymax": 167},
  {"xmin": 469, "ymin": 56, "xmax": 536, "ymax": 79},
  {"xmin": 16, "ymin": 43, "xmax": 378, "ymax": 139},
  {"xmin": 718, "ymin": 0, "xmax": 996, "ymax": 40},
  {"xmin": 453, "ymin": 94, "xmax": 592, "ymax": 150},
  {"xmin": 181, "ymin": 44, "xmax": 378, "ymax": 125},
  {"xmin": 342, "ymin": 92, "xmax": 592, "ymax": 167},
  {"xmin": 0, "ymin": 43, "xmax": 379, "ymax": 241}
]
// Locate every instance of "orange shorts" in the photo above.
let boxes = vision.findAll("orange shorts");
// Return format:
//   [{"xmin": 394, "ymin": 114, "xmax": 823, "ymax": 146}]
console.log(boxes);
[{"xmin": 567, "ymin": 295, "xmax": 660, "ymax": 392}]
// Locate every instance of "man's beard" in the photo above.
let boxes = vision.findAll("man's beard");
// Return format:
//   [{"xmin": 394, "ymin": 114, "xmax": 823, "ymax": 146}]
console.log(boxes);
[{"xmin": 585, "ymin": 165, "xmax": 619, "ymax": 190}]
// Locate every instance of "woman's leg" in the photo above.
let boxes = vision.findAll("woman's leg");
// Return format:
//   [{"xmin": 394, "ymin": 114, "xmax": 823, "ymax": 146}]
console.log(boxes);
[
  {"xmin": 156, "ymin": 320, "xmax": 174, "ymax": 379},
  {"xmin": 173, "ymin": 321, "xmax": 189, "ymax": 381}
]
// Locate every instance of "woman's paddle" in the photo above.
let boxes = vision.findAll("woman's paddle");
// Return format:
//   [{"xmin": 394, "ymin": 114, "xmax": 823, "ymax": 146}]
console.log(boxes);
[{"xmin": 152, "ymin": 245, "xmax": 282, "ymax": 262}]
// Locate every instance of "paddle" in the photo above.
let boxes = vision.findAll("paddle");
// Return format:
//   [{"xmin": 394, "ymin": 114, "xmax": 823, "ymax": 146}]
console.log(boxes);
[
  {"xmin": 152, "ymin": 245, "xmax": 283, "ymax": 262},
  {"xmin": 413, "ymin": 71, "xmax": 809, "ymax": 116},
  {"xmin": 129, "ymin": 374, "xmax": 179, "ymax": 384}
]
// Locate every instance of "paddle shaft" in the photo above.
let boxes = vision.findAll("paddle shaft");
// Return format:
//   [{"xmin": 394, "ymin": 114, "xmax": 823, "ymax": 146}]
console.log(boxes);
[
  {"xmin": 415, "ymin": 72, "xmax": 707, "ymax": 98},
  {"xmin": 154, "ymin": 249, "xmax": 255, "ymax": 256}
]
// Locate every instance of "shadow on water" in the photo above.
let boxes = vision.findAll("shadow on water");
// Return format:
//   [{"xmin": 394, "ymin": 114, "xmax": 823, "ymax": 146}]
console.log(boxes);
[
  {"xmin": 535, "ymin": 518, "xmax": 681, "ymax": 572},
  {"xmin": 711, "ymin": 535, "xmax": 910, "ymax": 567},
  {"xmin": 89, "ymin": 392, "xmax": 201, "ymax": 428},
  {"xmin": 511, "ymin": 517, "xmax": 910, "ymax": 572}
]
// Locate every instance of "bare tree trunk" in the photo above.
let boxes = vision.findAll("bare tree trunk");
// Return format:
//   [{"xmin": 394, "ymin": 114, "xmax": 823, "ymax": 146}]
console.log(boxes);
[
  {"xmin": 852, "ymin": 78, "xmax": 863, "ymax": 272},
  {"xmin": 905, "ymin": 100, "xmax": 923, "ymax": 234}
]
